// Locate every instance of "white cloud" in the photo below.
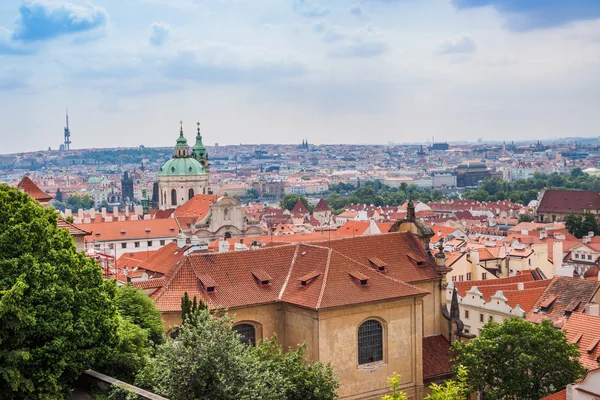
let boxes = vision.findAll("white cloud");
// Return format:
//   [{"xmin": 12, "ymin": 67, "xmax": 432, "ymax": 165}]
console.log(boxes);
[
  {"xmin": 149, "ymin": 22, "xmax": 171, "ymax": 46},
  {"xmin": 436, "ymin": 34, "xmax": 477, "ymax": 55}
]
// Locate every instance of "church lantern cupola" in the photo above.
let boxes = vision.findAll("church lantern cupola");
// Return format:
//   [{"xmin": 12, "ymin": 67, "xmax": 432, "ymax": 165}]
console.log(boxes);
[
  {"xmin": 175, "ymin": 120, "xmax": 189, "ymax": 157},
  {"xmin": 192, "ymin": 122, "xmax": 209, "ymax": 167}
]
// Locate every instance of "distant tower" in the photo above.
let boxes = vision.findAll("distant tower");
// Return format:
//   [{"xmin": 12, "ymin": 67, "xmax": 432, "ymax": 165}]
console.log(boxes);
[
  {"xmin": 121, "ymin": 171, "xmax": 134, "ymax": 205},
  {"xmin": 63, "ymin": 109, "xmax": 71, "ymax": 150}
]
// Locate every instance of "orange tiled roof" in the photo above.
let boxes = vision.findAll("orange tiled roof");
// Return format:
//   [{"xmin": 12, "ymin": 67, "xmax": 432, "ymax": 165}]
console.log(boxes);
[
  {"xmin": 17, "ymin": 176, "xmax": 53, "ymax": 201},
  {"xmin": 563, "ymin": 312, "xmax": 600, "ymax": 371},
  {"xmin": 422, "ymin": 335, "xmax": 453, "ymax": 379},
  {"xmin": 136, "ymin": 242, "xmax": 190, "ymax": 276},
  {"xmin": 526, "ymin": 277, "xmax": 600, "ymax": 328},
  {"xmin": 151, "ymin": 232, "xmax": 436, "ymax": 312},
  {"xmin": 540, "ymin": 390, "xmax": 566, "ymax": 400},
  {"xmin": 173, "ymin": 194, "xmax": 217, "ymax": 224},
  {"xmin": 83, "ymin": 219, "xmax": 179, "ymax": 242},
  {"xmin": 57, "ymin": 218, "xmax": 91, "ymax": 236}
]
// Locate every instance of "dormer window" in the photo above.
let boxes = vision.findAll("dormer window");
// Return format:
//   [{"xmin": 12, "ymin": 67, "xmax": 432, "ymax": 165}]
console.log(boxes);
[
  {"xmin": 298, "ymin": 271, "xmax": 321, "ymax": 287},
  {"xmin": 539, "ymin": 295, "xmax": 557, "ymax": 312},
  {"xmin": 198, "ymin": 274, "xmax": 217, "ymax": 293},
  {"xmin": 368, "ymin": 257, "xmax": 387, "ymax": 272},
  {"xmin": 587, "ymin": 337, "xmax": 600, "ymax": 354},
  {"xmin": 565, "ymin": 299, "xmax": 582, "ymax": 315},
  {"xmin": 251, "ymin": 269, "xmax": 272, "ymax": 287},
  {"xmin": 349, "ymin": 271, "xmax": 369, "ymax": 286},
  {"xmin": 407, "ymin": 252, "xmax": 425, "ymax": 266}
]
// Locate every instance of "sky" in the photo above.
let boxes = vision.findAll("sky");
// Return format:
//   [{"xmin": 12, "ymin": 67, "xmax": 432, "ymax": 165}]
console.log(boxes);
[{"xmin": 1, "ymin": 0, "xmax": 600, "ymax": 153}]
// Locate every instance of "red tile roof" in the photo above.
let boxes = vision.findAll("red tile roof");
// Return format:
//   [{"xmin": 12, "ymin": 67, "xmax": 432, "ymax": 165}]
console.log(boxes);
[
  {"xmin": 527, "ymin": 277, "xmax": 600, "ymax": 328},
  {"xmin": 538, "ymin": 189, "xmax": 600, "ymax": 215},
  {"xmin": 313, "ymin": 198, "xmax": 331, "ymax": 212},
  {"xmin": 541, "ymin": 390, "xmax": 566, "ymax": 400},
  {"xmin": 563, "ymin": 312, "xmax": 600, "ymax": 371},
  {"xmin": 83, "ymin": 219, "xmax": 180, "ymax": 242},
  {"xmin": 422, "ymin": 335, "xmax": 453, "ymax": 379},
  {"xmin": 290, "ymin": 199, "xmax": 309, "ymax": 215},
  {"xmin": 150, "ymin": 232, "xmax": 435, "ymax": 312},
  {"xmin": 173, "ymin": 194, "xmax": 217, "ymax": 224},
  {"xmin": 17, "ymin": 176, "xmax": 53, "ymax": 202},
  {"xmin": 57, "ymin": 218, "xmax": 91, "ymax": 236}
]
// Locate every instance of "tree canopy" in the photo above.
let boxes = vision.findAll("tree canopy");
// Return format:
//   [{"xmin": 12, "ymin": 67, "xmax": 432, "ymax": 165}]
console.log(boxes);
[
  {"xmin": 136, "ymin": 308, "xmax": 339, "ymax": 400},
  {"xmin": 452, "ymin": 318, "xmax": 584, "ymax": 400},
  {"xmin": 564, "ymin": 212, "xmax": 600, "ymax": 238},
  {"xmin": 280, "ymin": 194, "xmax": 311, "ymax": 211},
  {"xmin": 0, "ymin": 184, "xmax": 118, "ymax": 398}
]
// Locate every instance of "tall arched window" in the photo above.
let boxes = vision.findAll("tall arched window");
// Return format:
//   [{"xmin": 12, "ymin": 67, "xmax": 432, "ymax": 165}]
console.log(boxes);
[
  {"xmin": 188, "ymin": 188, "xmax": 194, "ymax": 200},
  {"xmin": 224, "ymin": 208, "xmax": 229, "ymax": 220},
  {"xmin": 233, "ymin": 323, "xmax": 256, "ymax": 346},
  {"xmin": 358, "ymin": 319, "xmax": 383, "ymax": 365},
  {"xmin": 171, "ymin": 189, "xmax": 177, "ymax": 206}
]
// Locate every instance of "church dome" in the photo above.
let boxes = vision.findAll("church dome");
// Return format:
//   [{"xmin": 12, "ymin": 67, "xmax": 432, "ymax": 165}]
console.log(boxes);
[
  {"xmin": 88, "ymin": 176, "xmax": 100, "ymax": 185},
  {"xmin": 159, "ymin": 157, "xmax": 206, "ymax": 177}
]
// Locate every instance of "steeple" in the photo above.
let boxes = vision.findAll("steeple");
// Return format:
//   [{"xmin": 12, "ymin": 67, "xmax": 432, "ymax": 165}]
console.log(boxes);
[
  {"xmin": 175, "ymin": 120, "xmax": 189, "ymax": 157},
  {"xmin": 63, "ymin": 108, "xmax": 71, "ymax": 150},
  {"xmin": 191, "ymin": 121, "xmax": 208, "ymax": 163}
]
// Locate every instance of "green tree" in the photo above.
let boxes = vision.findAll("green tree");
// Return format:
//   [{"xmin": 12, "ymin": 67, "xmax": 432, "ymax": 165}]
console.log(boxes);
[
  {"xmin": 0, "ymin": 184, "xmax": 118, "ymax": 398},
  {"xmin": 425, "ymin": 366, "xmax": 469, "ymax": 400},
  {"xmin": 518, "ymin": 214, "xmax": 535, "ymax": 223},
  {"xmin": 245, "ymin": 188, "xmax": 259, "ymax": 199},
  {"xmin": 381, "ymin": 373, "xmax": 408, "ymax": 400},
  {"xmin": 581, "ymin": 212, "xmax": 600, "ymax": 237},
  {"xmin": 180, "ymin": 292, "xmax": 192, "ymax": 321},
  {"xmin": 463, "ymin": 189, "xmax": 489, "ymax": 202},
  {"xmin": 115, "ymin": 284, "xmax": 165, "ymax": 345},
  {"xmin": 55, "ymin": 188, "xmax": 63, "ymax": 202},
  {"xmin": 564, "ymin": 213, "xmax": 583, "ymax": 237},
  {"xmin": 571, "ymin": 167, "xmax": 584, "ymax": 178},
  {"xmin": 136, "ymin": 309, "xmax": 338, "ymax": 400},
  {"xmin": 280, "ymin": 194, "xmax": 310, "ymax": 211},
  {"xmin": 452, "ymin": 318, "xmax": 584, "ymax": 400}
]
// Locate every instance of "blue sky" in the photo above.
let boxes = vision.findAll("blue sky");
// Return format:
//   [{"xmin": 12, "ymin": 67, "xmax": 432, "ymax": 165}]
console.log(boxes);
[{"xmin": 1, "ymin": 0, "xmax": 600, "ymax": 152}]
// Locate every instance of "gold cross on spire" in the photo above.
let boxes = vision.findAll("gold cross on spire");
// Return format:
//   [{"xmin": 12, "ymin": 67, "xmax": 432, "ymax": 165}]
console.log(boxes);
[{"xmin": 179, "ymin": 120, "xmax": 183, "ymax": 133}]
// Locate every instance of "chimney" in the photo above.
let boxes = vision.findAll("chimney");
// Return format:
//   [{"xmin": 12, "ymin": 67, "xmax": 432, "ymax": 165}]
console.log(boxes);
[
  {"xmin": 587, "ymin": 303, "xmax": 600, "ymax": 317},
  {"xmin": 78, "ymin": 209, "xmax": 84, "ymax": 219},
  {"xmin": 219, "ymin": 240, "xmax": 230, "ymax": 253},
  {"xmin": 113, "ymin": 206, "xmax": 118, "ymax": 218},
  {"xmin": 65, "ymin": 209, "xmax": 72, "ymax": 217},
  {"xmin": 566, "ymin": 384, "xmax": 574, "ymax": 400},
  {"xmin": 101, "ymin": 207, "xmax": 107, "ymax": 219},
  {"xmin": 438, "ymin": 230, "xmax": 442, "ymax": 237},
  {"xmin": 125, "ymin": 205, "xmax": 129, "ymax": 217},
  {"xmin": 589, "ymin": 231, "xmax": 595, "ymax": 238},
  {"xmin": 540, "ymin": 230, "xmax": 547, "ymax": 240},
  {"xmin": 517, "ymin": 282, "xmax": 524, "ymax": 290},
  {"xmin": 89, "ymin": 209, "xmax": 96, "ymax": 219},
  {"xmin": 471, "ymin": 249, "xmax": 480, "ymax": 278},
  {"xmin": 521, "ymin": 228, "xmax": 528, "ymax": 235},
  {"xmin": 176, "ymin": 233, "xmax": 186, "ymax": 249},
  {"xmin": 134, "ymin": 205, "xmax": 143, "ymax": 215},
  {"xmin": 584, "ymin": 234, "xmax": 592, "ymax": 244},
  {"xmin": 553, "ymin": 241, "xmax": 563, "ymax": 275}
]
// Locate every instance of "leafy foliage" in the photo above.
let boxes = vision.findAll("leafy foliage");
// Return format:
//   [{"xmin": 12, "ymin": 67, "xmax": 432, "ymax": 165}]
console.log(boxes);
[
  {"xmin": 0, "ymin": 184, "xmax": 118, "ymax": 398},
  {"xmin": 425, "ymin": 366, "xmax": 469, "ymax": 400},
  {"xmin": 518, "ymin": 214, "xmax": 535, "ymax": 223},
  {"xmin": 564, "ymin": 212, "xmax": 600, "ymax": 238},
  {"xmin": 116, "ymin": 284, "xmax": 165, "ymax": 345},
  {"xmin": 107, "ymin": 385, "xmax": 140, "ymax": 400},
  {"xmin": 65, "ymin": 193, "xmax": 95, "ymax": 212},
  {"xmin": 452, "ymin": 318, "xmax": 585, "ymax": 400},
  {"xmin": 381, "ymin": 373, "xmax": 408, "ymax": 400},
  {"xmin": 136, "ymin": 308, "xmax": 338, "ymax": 400}
]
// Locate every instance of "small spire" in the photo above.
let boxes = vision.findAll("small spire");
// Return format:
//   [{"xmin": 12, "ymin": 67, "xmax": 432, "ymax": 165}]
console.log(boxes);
[
  {"xmin": 180, "ymin": 120, "xmax": 183, "ymax": 134},
  {"xmin": 197, "ymin": 122, "xmax": 200, "ymax": 133}
]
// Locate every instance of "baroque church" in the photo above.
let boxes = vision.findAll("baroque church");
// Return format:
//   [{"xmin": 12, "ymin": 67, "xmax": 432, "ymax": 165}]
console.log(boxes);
[
  {"xmin": 156, "ymin": 122, "xmax": 261, "ymax": 241},
  {"xmin": 158, "ymin": 122, "xmax": 210, "ymax": 210}
]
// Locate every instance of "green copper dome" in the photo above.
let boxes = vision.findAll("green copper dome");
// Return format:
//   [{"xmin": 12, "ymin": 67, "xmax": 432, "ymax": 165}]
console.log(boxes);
[
  {"xmin": 159, "ymin": 157, "xmax": 206, "ymax": 177},
  {"xmin": 88, "ymin": 176, "xmax": 101, "ymax": 185},
  {"xmin": 176, "ymin": 131, "xmax": 188, "ymax": 147},
  {"xmin": 191, "ymin": 123, "xmax": 207, "ymax": 159}
]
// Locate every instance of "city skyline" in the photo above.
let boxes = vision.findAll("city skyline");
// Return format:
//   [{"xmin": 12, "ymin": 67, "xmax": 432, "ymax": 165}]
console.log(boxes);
[{"xmin": 1, "ymin": 0, "xmax": 600, "ymax": 153}]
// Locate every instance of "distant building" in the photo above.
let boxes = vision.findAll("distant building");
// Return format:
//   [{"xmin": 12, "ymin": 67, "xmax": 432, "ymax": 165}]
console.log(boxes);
[
  {"xmin": 121, "ymin": 171, "xmax": 134, "ymax": 205},
  {"xmin": 456, "ymin": 161, "xmax": 490, "ymax": 187},
  {"xmin": 431, "ymin": 171, "xmax": 456, "ymax": 188},
  {"xmin": 158, "ymin": 122, "xmax": 210, "ymax": 210},
  {"xmin": 536, "ymin": 189, "xmax": 600, "ymax": 223},
  {"xmin": 430, "ymin": 143, "xmax": 449, "ymax": 151}
]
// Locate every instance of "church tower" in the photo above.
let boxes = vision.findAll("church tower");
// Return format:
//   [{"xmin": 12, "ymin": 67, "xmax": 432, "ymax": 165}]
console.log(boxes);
[
  {"xmin": 157, "ymin": 121, "xmax": 209, "ymax": 210},
  {"xmin": 191, "ymin": 122, "xmax": 209, "ymax": 171}
]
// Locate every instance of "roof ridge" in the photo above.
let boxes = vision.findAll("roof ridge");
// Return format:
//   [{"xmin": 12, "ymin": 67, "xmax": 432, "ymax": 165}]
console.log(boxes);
[
  {"xmin": 278, "ymin": 244, "xmax": 301, "ymax": 301},
  {"xmin": 151, "ymin": 258, "xmax": 189, "ymax": 303},
  {"xmin": 316, "ymin": 248, "xmax": 333, "ymax": 309}
]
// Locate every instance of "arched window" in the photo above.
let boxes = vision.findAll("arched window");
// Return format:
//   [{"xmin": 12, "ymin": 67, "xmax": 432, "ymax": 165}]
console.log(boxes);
[
  {"xmin": 358, "ymin": 319, "xmax": 383, "ymax": 365},
  {"xmin": 233, "ymin": 323, "xmax": 256, "ymax": 346},
  {"xmin": 224, "ymin": 208, "xmax": 229, "ymax": 220},
  {"xmin": 224, "ymin": 232, "xmax": 232, "ymax": 239},
  {"xmin": 171, "ymin": 189, "xmax": 177, "ymax": 206},
  {"xmin": 188, "ymin": 188, "xmax": 194, "ymax": 200}
]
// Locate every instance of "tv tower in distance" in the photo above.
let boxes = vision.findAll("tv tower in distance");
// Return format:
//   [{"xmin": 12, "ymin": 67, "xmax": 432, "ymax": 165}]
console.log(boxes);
[{"xmin": 63, "ymin": 109, "xmax": 71, "ymax": 150}]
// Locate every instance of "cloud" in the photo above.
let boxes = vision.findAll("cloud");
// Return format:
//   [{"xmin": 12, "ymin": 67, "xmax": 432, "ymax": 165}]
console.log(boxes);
[
  {"xmin": 0, "ymin": 28, "xmax": 33, "ymax": 55},
  {"xmin": 452, "ymin": 0, "xmax": 600, "ymax": 31},
  {"xmin": 0, "ymin": 68, "xmax": 32, "ymax": 90},
  {"xmin": 313, "ymin": 21, "xmax": 347, "ymax": 42},
  {"xmin": 293, "ymin": 0, "xmax": 329, "ymax": 17},
  {"xmin": 149, "ymin": 23, "xmax": 171, "ymax": 46},
  {"xmin": 161, "ymin": 44, "xmax": 307, "ymax": 84},
  {"xmin": 436, "ymin": 34, "xmax": 477, "ymax": 55},
  {"xmin": 329, "ymin": 25, "xmax": 389, "ymax": 58},
  {"xmin": 12, "ymin": 0, "xmax": 107, "ymax": 41},
  {"xmin": 349, "ymin": 4, "xmax": 362, "ymax": 16}
]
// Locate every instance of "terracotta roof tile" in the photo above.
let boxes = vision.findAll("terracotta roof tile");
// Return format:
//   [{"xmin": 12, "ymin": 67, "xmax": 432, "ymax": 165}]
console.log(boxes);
[
  {"xmin": 313, "ymin": 198, "xmax": 331, "ymax": 212},
  {"xmin": 538, "ymin": 190, "xmax": 600, "ymax": 215},
  {"xmin": 57, "ymin": 218, "xmax": 91, "ymax": 236},
  {"xmin": 563, "ymin": 312, "xmax": 600, "ymax": 371},
  {"xmin": 540, "ymin": 389, "xmax": 566, "ymax": 400},
  {"xmin": 17, "ymin": 176, "xmax": 53, "ymax": 201},
  {"xmin": 83, "ymin": 219, "xmax": 179, "ymax": 242},
  {"xmin": 422, "ymin": 335, "xmax": 453, "ymax": 379},
  {"xmin": 527, "ymin": 277, "xmax": 600, "ymax": 328}
]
